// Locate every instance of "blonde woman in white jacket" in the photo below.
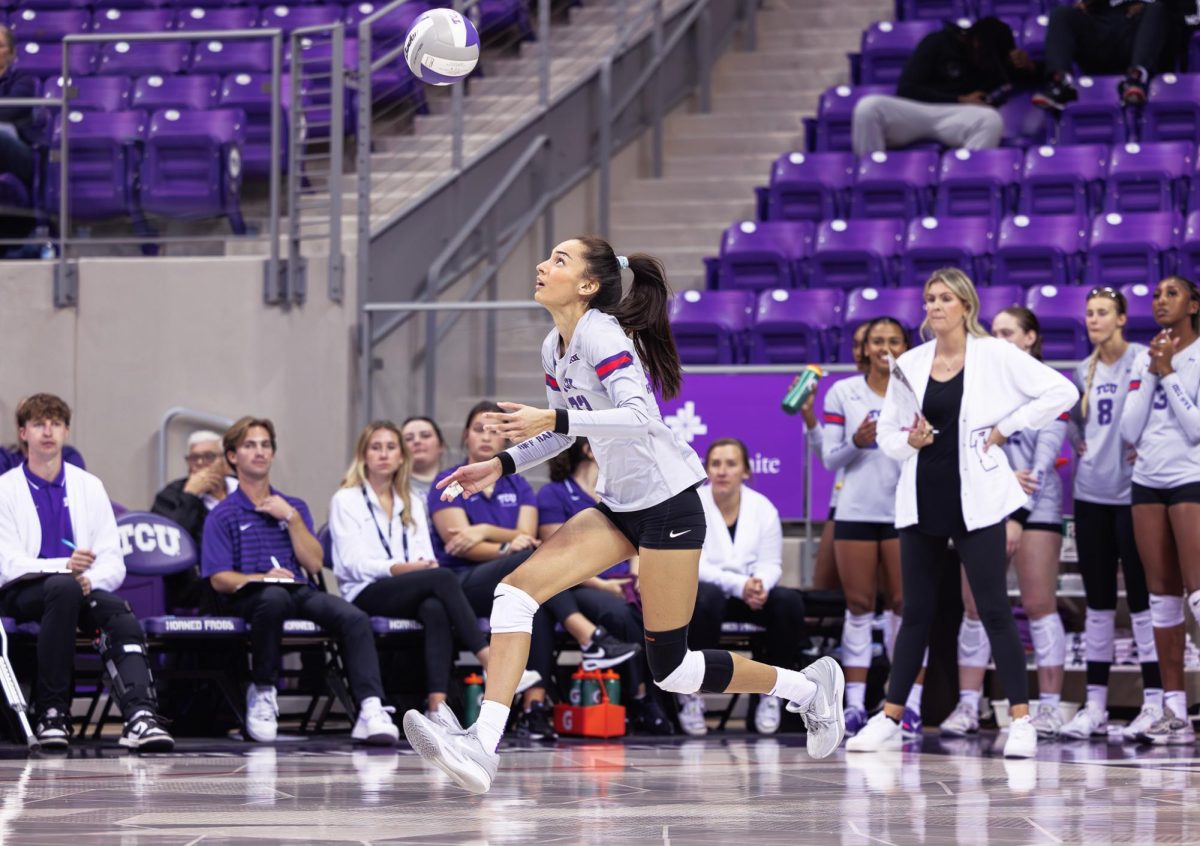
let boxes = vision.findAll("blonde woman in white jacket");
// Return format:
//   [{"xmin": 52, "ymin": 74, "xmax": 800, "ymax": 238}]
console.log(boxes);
[{"xmin": 845, "ymin": 268, "xmax": 1079, "ymax": 759}]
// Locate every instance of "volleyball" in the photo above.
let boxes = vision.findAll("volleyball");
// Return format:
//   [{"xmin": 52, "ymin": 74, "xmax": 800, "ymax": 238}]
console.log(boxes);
[{"xmin": 402, "ymin": 9, "xmax": 480, "ymax": 86}]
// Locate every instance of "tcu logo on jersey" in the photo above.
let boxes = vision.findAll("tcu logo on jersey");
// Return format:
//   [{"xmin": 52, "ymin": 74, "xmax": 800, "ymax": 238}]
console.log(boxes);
[
  {"xmin": 497, "ymin": 492, "xmax": 518, "ymax": 507},
  {"xmin": 119, "ymin": 522, "xmax": 182, "ymax": 558}
]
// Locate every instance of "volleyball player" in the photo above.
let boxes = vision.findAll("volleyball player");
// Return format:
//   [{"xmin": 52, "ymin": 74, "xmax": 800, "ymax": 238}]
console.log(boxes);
[
  {"xmin": 402, "ymin": 237, "xmax": 845, "ymax": 793},
  {"xmin": 1120, "ymin": 276, "xmax": 1200, "ymax": 745}
]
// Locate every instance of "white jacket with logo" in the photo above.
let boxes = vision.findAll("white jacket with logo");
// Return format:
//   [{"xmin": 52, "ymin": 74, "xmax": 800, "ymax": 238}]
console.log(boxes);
[{"xmin": 697, "ymin": 484, "xmax": 783, "ymax": 598}]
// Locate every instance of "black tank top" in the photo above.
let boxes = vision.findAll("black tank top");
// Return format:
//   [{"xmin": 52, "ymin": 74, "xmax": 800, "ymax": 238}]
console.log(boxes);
[{"xmin": 917, "ymin": 369, "xmax": 966, "ymax": 537}]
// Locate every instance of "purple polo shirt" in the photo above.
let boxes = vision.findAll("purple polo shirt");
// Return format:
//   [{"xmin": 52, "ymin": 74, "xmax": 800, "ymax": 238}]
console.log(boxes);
[
  {"xmin": 23, "ymin": 463, "xmax": 73, "ymax": 559},
  {"xmin": 428, "ymin": 465, "xmax": 536, "ymax": 571},
  {"xmin": 536, "ymin": 479, "xmax": 629, "ymax": 578},
  {"xmin": 200, "ymin": 486, "xmax": 314, "ymax": 580}
]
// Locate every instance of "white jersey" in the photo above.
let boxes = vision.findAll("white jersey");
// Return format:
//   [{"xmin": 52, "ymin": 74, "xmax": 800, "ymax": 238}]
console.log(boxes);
[
  {"xmin": 505, "ymin": 309, "xmax": 706, "ymax": 512},
  {"xmin": 1121, "ymin": 338, "xmax": 1200, "ymax": 489},
  {"xmin": 806, "ymin": 425, "xmax": 843, "ymax": 512},
  {"xmin": 1003, "ymin": 412, "xmax": 1068, "ymax": 525},
  {"xmin": 1071, "ymin": 343, "xmax": 1145, "ymax": 505},
  {"xmin": 819, "ymin": 375, "xmax": 900, "ymax": 524}
]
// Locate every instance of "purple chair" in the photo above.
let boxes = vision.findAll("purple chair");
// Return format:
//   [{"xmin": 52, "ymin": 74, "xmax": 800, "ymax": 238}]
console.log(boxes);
[
  {"xmin": 1024, "ymin": 284, "xmax": 1093, "ymax": 358},
  {"xmin": 900, "ymin": 216, "xmax": 996, "ymax": 287},
  {"xmin": 1104, "ymin": 141, "xmax": 1193, "ymax": 214},
  {"xmin": 1085, "ymin": 211, "xmax": 1183, "ymax": 288},
  {"xmin": 17, "ymin": 41, "xmax": 97, "ymax": 77},
  {"xmin": 1018, "ymin": 144, "xmax": 1108, "ymax": 217},
  {"xmin": 750, "ymin": 288, "xmax": 845, "ymax": 363},
  {"xmin": 42, "ymin": 75, "xmax": 130, "ymax": 112},
  {"xmin": 766, "ymin": 151, "xmax": 855, "ymax": 222},
  {"xmin": 813, "ymin": 84, "xmax": 891, "ymax": 152},
  {"xmin": 115, "ymin": 512, "xmax": 198, "ymax": 620},
  {"xmin": 669, "ymin": 290, "xmax": 755, "ymax": 364},
  {"xmin": 897, "ymin": 0, "xmax": 970, "ymax": 20},
  {"xmin": 191, "ymin": 40, "xmax": 276, "ymax": 75},
  {"xmin": 1020, "ymin": 13, "xmax": 1049, "ymax": 62},
  {"xmin": 841, "ymin": 287, "xmax": 926, "ymax": 359},
  {"xmin": 977, "ymin": 284, "xmax": 1025, "ymax": 323},
  {"xmin": 850, "ymin": 149, "xmax": 938, "ymax": 219},
  {"xmin": 8, "ymin": 9, "xmax": 91, "ymax": 42},
  {"xmin": 980, "ymin": 0, "xmax": 1041, "ymax": 17},
  {"xmin": 1118, "ymin": 281, "xmax": 1159, "ymax": 344},
  {"xmin": 1142, "ymin": 73, "xmax": 1200, "ymax": 143},
  {"xmin": 1058, "ymin": 75, "xmax": 1128, "ymax": 146},
  {"xmin": 260, "ymin": 4, "xmax": 343, "ymax": 34},
  {"xmin": 96, "ymin": 41, "xmax": 189, "ymax": 76},
  {"xmin": 993, "ymin": 213, "xmax": 1088, "ymax": 287},
  {"xmin": 91, "ymin": 8, "xmax": 176, "ymax": 34},
  {"xmin": 11, "ymin": 0, "xmax": 92, "ymax": 9},
  {"xmin": 811, "ymin": 218, "xmax": 905, "ymax": 290},
  {"xmin": 997, "ymin": 96, "xmax": 1050, "ymax": 147},
  {"xmin": 714, "ymin": 221, "xmax": 815, "ymax": 291},
  {"xmin": 1176, "ymin": 210, "xmax": 1200, "ymax": 283},
  {"xmin": 43, "ymin": 109, "xmax": 146, "ymax": 220},
  {"xmin": 218, "ymin": 72, "xmax": 287, "ymax": 177},
  {"xmin": 859, "ymin": 20, "xmax": 940, "ymax": 85},
  {"xmin": 175, "ymin": 7, "xmax": 260, "ymax": 32},
  {"xmin": 132, "ymin": 74, "xmax": 220, "ymax": 112},
  {"xmin": 935, "ymin": 147, "xmax": 1023, "ymax": 219},
  {"xmin": 140, "ymin": 108, "xmax": 245, "ymax": 233},
  {"xmin": 344, "ymin": 1, "xmax": 433, "ymax": 41}
]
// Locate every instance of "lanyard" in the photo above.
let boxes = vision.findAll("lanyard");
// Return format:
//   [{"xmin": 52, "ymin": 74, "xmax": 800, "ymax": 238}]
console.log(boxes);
[{"xmin": 361, "ymin": 485, "xmax": 409, "ymax": 561}]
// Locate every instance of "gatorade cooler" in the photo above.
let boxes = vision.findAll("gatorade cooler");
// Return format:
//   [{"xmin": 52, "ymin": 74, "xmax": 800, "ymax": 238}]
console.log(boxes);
[{"xmin": 553, "ymin": 668, "xmax": 626, "ymax": 738}]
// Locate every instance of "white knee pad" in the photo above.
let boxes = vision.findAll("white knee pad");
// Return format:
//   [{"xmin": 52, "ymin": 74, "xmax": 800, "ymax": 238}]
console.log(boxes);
[
  {"xmin": 841, "ymin": 611, "xmax": 874, "ymax": 669},
  {"xmin": 1130, "ymin": 609, "xmax": 1160, "ymax": 663},
  {"xmin": 655, "ymin": 649, "xmax": 706, "ymax": 695},
  {"xmin": 1029, "ymin": 614, "xmax": 1066, "ymax": 668},
  {"xmin": 1085, "ymin": 608, "xmax": 1116, "ymax": 664},
  {"xmin": 489, "ymin": 583, "xmax": 540, "ymax": 635},
  {"xmin": 1149, "ymin": 594, "xmax": 1185, "ymax": 629},
  {"xmin": 1189, "ymin": 591, "xmax": 1200, "ymax": 628},
  {"xmin": 957, "ymin": 616, "xmax": 991, "ymax": 669}
]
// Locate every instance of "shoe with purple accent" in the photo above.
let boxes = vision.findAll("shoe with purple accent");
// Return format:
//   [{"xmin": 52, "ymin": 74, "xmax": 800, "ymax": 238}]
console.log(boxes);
[
  {"xmin": 844, "ymin": 706, "xmax": 868, "ymax": 737},
  {"xmin": 901, "ymin": 707, "xmax": 923, "ymax": 739}
]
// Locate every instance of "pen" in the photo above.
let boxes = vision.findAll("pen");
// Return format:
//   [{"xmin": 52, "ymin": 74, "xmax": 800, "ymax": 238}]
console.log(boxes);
[
  {"xmin": 62, "ymin": 539, "xmax": 76, "ymax": 551},
  {"xmin": 901, "ymin": 426, "xmax": 941, "ymax": 435}
]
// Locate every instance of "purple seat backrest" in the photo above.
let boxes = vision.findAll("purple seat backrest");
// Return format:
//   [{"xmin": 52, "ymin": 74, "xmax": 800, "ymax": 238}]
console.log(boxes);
[
  {"xmin": 1022, "ymin": 143, "xmax": 1109, "ymax": 183},
  {"xmin": 860, "ymin": 20, "xmax": 940, "ymax": 83},
  {"xmin": 1021, "ymin": 13, "xmax": 1048, "ymax": 55},
  {"xmin": 1019, "ymin": 144, "xmax": 1108, "ymax": 216},
  {"xmin": 190, "ymin": 39, "xmax": 274, "ymax": 74},
  {"xmin": 91, "ymin": 8, "xmax": 176, "ymax": 34},
  {"xmin": 997, "ymin": 95, "xmax": 1049, "ymax": 146},
  {"xmin": 1118, "ymin": 281, "xmax": 1159, "ymax": 343},
  {"xmin": 44, "ymin": 74, "xmax": 131, "ymax": 111},
  {"xmin": 856, "ymin": 149, "xmax": 939, "ymax": 187},
  {"xmin": 1072, "ymin": 74, "xmax": 1123, "ymax": 105},
  {"xmin": 1024, "ymin": 284, "xmax": 1093, "ymax": 358},
  {"xmin": 1105, "ymin": 140, "xmax": 1194, "ymax": 214},
  {"xmin": 812, "ymin": 218, "xmax": 906, "ymax": 289},
  {"xmin": 815, "ymin": 84, "xmax": 892, "ymax": 151},
  {"xmin": 116, "ymin": 511, "xmax": 197, "ymax": 620},
  {"xmin": 1144, "ymin": 73, "xmax": 1200, "ymax": 142},
  {"xmin": 219, "ymin": 71, "xmax": 273, "ymax": 106},
  {"xmin": 768, "ymin": 151, "xmax": 855, "ymax": 221},
  {"xmin": 670, "ymin": 290, "xmax": 755, "ymax": 332},
  {"xmin": 148, "ymin": 106, "xmax": 243, "ymax": 143},
  {"xmin": 260, "ymin": 4, "xmax": 342, "ymax": 32},
  {"xmin": 133, "ymin": 73, "xmax": 220, "ymax": 112},
  {"xmin": 175, "ymin": 6, "xmax": 259, "ymax": 31},
  {"xmin": 756, "ymin": 288, "xmax": 845, "ymax": 333},
  {"xmin": 13, "ymin": 0, "xmax": 92, "ymax": 9},
  {"xmin": 852, "ymin": 149, "xmax": 938, "ymax": 219},
  {"xmin": 998, "ymin": 213, "xmax": 1089, "ymax": 252},
  {"xmin": 1089, "ymin": 210, "xmax": 1183, "ymax": 252},
  {"xmin": 843, "ymin": 287, "xmax": 925, "ymax": 356},
  {"xmin": 1108, "ymin": 140, "xmax": 1194, "ymax": 179},
  {"xmin": 1147, "ymin": 72, "xmax": 1200, "ymax": 103},
  {"xmin": 345, "ymin": 0, "xmax": 433, "ymax": 39},
  {"xmin": 898, "ymin": 0, "xmax": 969, "ymax": 20},
  {"xmin": 977, "ymin": 284, "xmax": 1025, "ymax": 324},
  {"xmin": 97, "ymin": 41, "xmax": 189, "ymax": 76},
  {"xmin": 939, "ymin": 147, "xmax": 1024, "ymax": 185},
  {"xmin": 1059, "ymin": 75, "xmax": 1128, "ymax": 145},
  {"xmin": 9, "ymin": 8, "xmax": 92, "ymax": 41},
  {"xmin": 1176, "ymin": 209, "xmax": 1200, "ymax": 280},
  {"xmin": 982, "ymin": 0, "xmax": 1040, "ymax": 18},
  {"xmin": 51, "ymin": 107, "xmax": 147, "ymax": 145},
  {"xmin": 901, "ymin": 215, "xmax": 995, "ymax": 285},
  {"xmin": 18, "ymin": 41, "xmax": 97, "ymax": 77},
  {"xmin": 993, "ymin": 213, "xmax": 1088, "ymax": 287},
  {"xmin": 718, "ymin": 220, "xmax": 814, "ymax": 291}
]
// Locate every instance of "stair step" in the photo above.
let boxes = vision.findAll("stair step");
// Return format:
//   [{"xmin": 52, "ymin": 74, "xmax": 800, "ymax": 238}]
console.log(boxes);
[
  {"xmin": 663, "ymin": 154, "xmax": 777, "ymax": 178},
  {"xmin": 621, "ymin": 175, "xmax": 762, "ymax": 202},
  {"xmin": 710, "ymin": 90, "xmax": 823, "ymax": 113},
  {"xmin": 612, "ymin": 197, "xmax": 755, "ymax": 225},
  {"xmin": 610, "ymin": 222, "xmax": 726, "ymax": 250},
  {"xmin": 667, "ymin": 131, "xmax": 802, "ymax": 157},
  {"xmin": 713, "ymin": 66, "xmax": 847, "ymax": 95},
  {"xmin": 668, "ymin": 111, "xmax": 806, "ymax": 135},
  {"xmin": 720, "ymin": 48, "xmax": 852, "ymax": 73}
]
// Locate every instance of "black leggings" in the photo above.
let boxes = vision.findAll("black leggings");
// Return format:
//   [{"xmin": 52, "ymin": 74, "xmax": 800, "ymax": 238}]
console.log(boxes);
[
  {"xmin": 573, "ymin": 585, "xmax": 646, "ymax": 692},
  {"xmin": 888, "ymin": 522, "xmax": 1029, "ymax": 707},
  {"xmin": 354, "ymin": 568, "xmax": 489, "ymax": 695}
]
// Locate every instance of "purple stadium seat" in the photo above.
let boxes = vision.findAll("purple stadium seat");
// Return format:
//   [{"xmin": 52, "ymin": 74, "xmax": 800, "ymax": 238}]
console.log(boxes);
[
  {"xmin": 1104, "ymin": 141, "xmax": 1193, "ymax": 214},
  {"xmin": 8, "ymin": 9, "xmax": 91, "ymax": 42},
  {"xmin": 17, "ymin": 41, "xmax": 97, "ymax": 77},
  {"xmin": 1085, "ymin": 211, "xmax": 1183, "ymax": 288},
  {"xmin": 175, "ymin": 7, "xmax": 260, "ymax": 32},
  {"xmin": 900, "ymin": 216, "xmax": 995, "ymax": 286},
  {"xmin": 260, "ymin": 4, "xmax": 343, "ymax": 33},
  {"xmin": 43, "ymin": 75, "xmax": 130, "ymax": 112},
  {"xmin": 96, "ymin": 41, "xmax": 189, "ymax": 77},
  {"xmin": 811, "ymin": 218, "xmax": 905, "ymax": 290},
  {"xmin": 992, "ymin": 213, "xmax": 1088, "ymax": 287},
  {"xmin": 850, "ymin": 149, "xmax": 938, "ymax": 219},
  {"xmin": 12, "ymin": 0, "xmax": 92, "ymax": 10},
  {"xmin": 132, "ymin": 74, "xmax": 220, "ymax": 113},
  {"xmin": 714, "ymin": 220, "xmax": 815, "ymax": 291},
  {"xmin": 1024, "ymin": 284, "xmax": 1093, "ymax": 359},
  {"xmin": 997, "ymin": 95, "xmax": 1050, "ymax": 147},
  {"xmin": 44, "ymin": 109, "xmax": 146, "ymax": 220},
  {"xmin": 766, "ymin": 151, "xmax": 855, "ymax": 222},
  {"xmin": 859, "ymin": 20, "xmax": 940, "ymax": 85},
  {"xmin": 344, "ymin": 1, "xmax": 433, "ymax": 41},
  {"xmin": 935, "ymin": 147, "xmax": 1023, "ymax": 219},
  {"xmin": 897, "ymin": 0, "xmax": 970, "ymax": 20},
  {"xmin": 141, "ymin": 108, "xmax": 245, "ymax": 233},
  {"xmin": 1142, "ymin": 73, "xmax": 1200, "ymax": 143},
  {"xmin": 750, "ymin": 288, "xmax": 845, "ymax": 363},
  {"xmin": 1020, "ymin": 13, "xmax": 1049, "ymax": 62},
  {"xmin": 813, "ymin": 84, "xmax": 891, "ymax": 152},
  {"xmin": 218, "ymin": 72, "xmax": 287, "ymax": 177},
  {"xmin": 1018, "ymin": 144, "xmax": 1108, "ymax": 217},
  {"xmin": 1058, "ymin": 75, "xmax": 1128, "ymax": 146},
  {"xmin": 1118, "ymin": 282, "xmax": 1159, "ymax": 344},
  {"xmin": 91, "ymin": 8, "xmax": 177, "ymax": 34},
  {"xmin": 1177, "ymin": 210, "xmax": 1200, "ymax": 282},
  {"xmin": 841, "ymin": 286, "xmax": 925, "ymax": 358},
  {"xmin": 977, "ymin": 283, "xmax": 1025, "ymax": 323},
  {"xmin": 191, "ymin": 40, "xmax": 276, "ymax": 75},
  {"xmin": 1192, "ymin": 32, "xmax": 1200, "ymax": 74},
  {"xmin": 115, "ymin": 512, "xmax": 197, "ymax": 619},
  {"xmin": 980, "ymin": 0, "xmax": 1041, "ymax": 17},
  {"xmin": 669, "ymin": 290, "xmax": 755, "ymax": 364}
]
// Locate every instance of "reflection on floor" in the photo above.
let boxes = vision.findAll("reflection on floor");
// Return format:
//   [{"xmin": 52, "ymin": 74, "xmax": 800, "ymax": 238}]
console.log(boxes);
[{"xmin": 0, "ymin": 732, "xmax": 1196, "ymax": 844}]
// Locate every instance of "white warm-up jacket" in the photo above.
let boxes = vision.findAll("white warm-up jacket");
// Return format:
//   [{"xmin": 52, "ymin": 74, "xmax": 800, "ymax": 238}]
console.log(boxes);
[
  {"xmin": 697, "ymin": 484, "xmax": 783, "ymax": 598},
  {"xmin": 878, "ymin": 335, "xmax": 1079, "ymax": 532}
]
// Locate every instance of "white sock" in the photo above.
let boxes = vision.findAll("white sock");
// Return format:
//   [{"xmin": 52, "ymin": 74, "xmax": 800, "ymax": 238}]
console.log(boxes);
[
  {"xmin": 770, "ymin": 667, "xmax": 816, "ymax": 709},
  {"xmin": 474, "ymin": 700, "xmax": 510, "ymax": 754},
  {"xmin": 1040, "ymin": 692, "xmax": 1061, "ymax": 708},
  {"xmin": 905, "ymin": 683, "xmax": 923, "ymax": 715},
  {"xmin": 1164, "ymin": 690, "xmax": 1187, "ymax": 718},
  {"xmin": 845, "ymin": 681, "xmax": 866, "ymax": 711},
  {"xmin": 1085, "ymin": 685, "xmax": 1107, "ymax": 712},
  {"xmin": 1145, "ymin": 688, "xmax": 1164, "ymax": 710},
  {"xmin": 959, "ymin": 689, "xmax": 980, "ymax": 712}
]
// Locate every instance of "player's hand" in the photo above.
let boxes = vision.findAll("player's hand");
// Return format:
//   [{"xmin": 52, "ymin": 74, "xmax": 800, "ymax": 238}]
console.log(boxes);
[
  {"xmin": 800, "ymin": 393, "xmax": 818, "ymax": 430},
  {"xmin": 1149, "ymin": 329, "xmax": 1179, "ymax": 377},
  {"xmin": 906, "ymin": 414, "xmax": 934, "ymax": 449},
  {"xmin": 958, "ymin": 91, "xmax": 987, "ymax": 104},
  {"xmin": 984, "ymin": 427, "xmax": 1007, "ymax": 452},
  {"xmin": 256, "ymin": 495, "xmax": 295, "ymax": 523},
  {"xmin": 67, "ymin": 548, "xmax": 95, "ymax": 574},
  {"xmin": 1009, "ymin": 48, "xmax": 1033, "ymax": 71},
  {"xmin": 852, "ymin": 417, "xmax": 877, "ymax": 448},
  {"xmin": 1005, "ymin": 520, "xmax": 1023, "ymax": 559},
  {"xmin": 263, "ymin": 567, "xmax": 296, "ymax": 581},
  {"xmin": 508, "ymin": 533, "xmax": 540, "ymax": 552},
  {"xmin": 1015, "ymin": 469, "xmax": 1039, "ymax": 495},
  {"xmin": 482, "ymin": 403, "xmax": 556, "ymax": 443},
  {"xmin": 437, "ymin": 459, "xmax": 502, "ymax": 501},
  {"xmin": 1075, "ymin": 439, "xmax": 1087, "ymax": 458},
  {"xmin": 1126, "ymin": 446, "xmax": 1137, "ymax": 465}
]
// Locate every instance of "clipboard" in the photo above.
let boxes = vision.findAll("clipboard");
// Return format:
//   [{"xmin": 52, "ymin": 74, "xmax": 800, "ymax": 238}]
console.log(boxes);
[
  {"xmin": 887, "ymin": 352, "xmax": 924, "ymax": 422},
  {"xmin": 236, "ymin": 577, "xmax": 304, "ymax": 592}
]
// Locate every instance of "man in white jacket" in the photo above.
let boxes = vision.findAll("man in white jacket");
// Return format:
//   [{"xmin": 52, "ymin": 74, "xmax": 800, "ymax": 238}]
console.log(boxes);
[{"xmin": 0, "ymin": 394, "xmax": 173, "ymax": 751}]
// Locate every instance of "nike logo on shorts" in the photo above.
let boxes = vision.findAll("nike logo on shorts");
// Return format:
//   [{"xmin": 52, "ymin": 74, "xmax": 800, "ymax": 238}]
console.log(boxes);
[{"xmin": 668, "ymin": 529, "xmax": 690, "ymax": 538}]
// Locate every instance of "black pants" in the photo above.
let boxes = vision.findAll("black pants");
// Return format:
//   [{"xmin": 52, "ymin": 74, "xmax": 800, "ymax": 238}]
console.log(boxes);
[
  {"xmin": 573, "ymin": 585, "xmax": 647, "ymax": 691},
  {"xmin": 0, "ymin": 575, "xmax": 156, "ymax": 718},
  {"xmin": 1045, "ymin": 2, "xmax": 1171, "ymax": 77},
  {"xmin": 689, "ymin": 581, "xmax": 808, "ymax": 670},
  {"xmin": 354, "ymin": 568, "xmax": 488, "ymax": 695},
  {"xmin": 218, "ymin": 585, "xmax": 384, "ymax": 702},
  {"xmin": 889, "ymin": 523, "xmax": 1029, "ymax": 707}
]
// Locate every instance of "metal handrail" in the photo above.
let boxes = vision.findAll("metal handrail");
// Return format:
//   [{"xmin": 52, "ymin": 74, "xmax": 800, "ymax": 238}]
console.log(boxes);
[{"xmin": 157, "ymin": 407, "xmax": 235, "ymax": 490}]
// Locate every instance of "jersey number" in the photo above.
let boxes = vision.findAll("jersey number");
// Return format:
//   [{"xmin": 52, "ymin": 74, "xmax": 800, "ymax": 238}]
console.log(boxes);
[
  {"xmin": 567, "ymin": 395, "xmax": 593, "ymax": 411},
  {"xmin": 1096, "ymin": 398, "xmax": 1113, "ymax": 426},
  {"xmin": 1153, "ymin": 386, "xmax": 1169, "ymax": 411}
]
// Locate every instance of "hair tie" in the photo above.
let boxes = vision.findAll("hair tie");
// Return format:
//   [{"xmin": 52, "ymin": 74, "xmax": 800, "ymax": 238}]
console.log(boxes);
[{"xmin": 616, "ymin": 255, "xmax": 629, "ymax": 270}]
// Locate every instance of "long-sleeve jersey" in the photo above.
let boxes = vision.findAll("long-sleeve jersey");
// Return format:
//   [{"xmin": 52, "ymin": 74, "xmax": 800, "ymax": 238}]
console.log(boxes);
[
  {"xmin": 1003, "ymin": 410, "xmax": 1068, "ymax": 524},
  {"xmin": 504, "ymin": 309, "xmax": 706, "ymax": 512},
  {"xmin": 1071, "ymin": 343, "xmax": 1145, "ymax": 505},
  {"xmin": 1120, "ymin": 338, "xmax": 1200, "ymax": 489},
  {"xmin": 806, "ymin": 424, "xmax": 843, "ymax": 511},
  {"xmin": 820, "ymin": 375, "xmax": 900, "ymax": 524}
]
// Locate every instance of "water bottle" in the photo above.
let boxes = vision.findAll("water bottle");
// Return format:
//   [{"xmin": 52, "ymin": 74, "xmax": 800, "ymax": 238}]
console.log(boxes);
[
  {"xmin": 35, "ymin": 226, "xmax": 54, "ymax": 261},
  {"xmin": 569, "ymin": 667, "xmax": 585, "ymax": 706},
  {"xmin": 781, "ymin": 365, "xmax": 823, "ymax": 415},
  {"xmin": 581, "ymin": 670, "xmax": 602, "ymax": 706},
  {"xmin": 463, "ymin": 672, "xmax": 484, "ymax": 726},
  {"xmin": 602, "ymin": 669, "xmax": 621, "ymax": 706}
]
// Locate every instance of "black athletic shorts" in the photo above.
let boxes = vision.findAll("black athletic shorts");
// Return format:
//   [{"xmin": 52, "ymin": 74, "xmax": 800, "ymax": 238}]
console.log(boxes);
[
  {"xmin": 596, "ymin": 484, "xmax": 707, "ymax": 551},
  {"xmin": 1132, "ymin": 482, "xmax": 1200, "ymax": 507},
  {"xmin": 834, "ymin": 520, "xmax": 899, "ymax": 542}
]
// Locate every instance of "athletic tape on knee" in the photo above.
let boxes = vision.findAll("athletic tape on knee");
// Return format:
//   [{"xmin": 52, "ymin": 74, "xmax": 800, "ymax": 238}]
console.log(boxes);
[
  {"xmin": 489, "ymin": 583, "xmax": 540, "ymax": 635},
  {"xmin": 841, "ymin": 611, "xmax": 874, "ymax": 669},
  {"xmin": 1149, "ymin": 594, "xmax": 1185, "ymax": 629},
  {"xmin": 655, "ymin": 649, "xmax": 706, "ymax": 694},
  {"xmin": 1130, "ymin": 609, "xmax": 1160, "ymax": 663},
  {"xmin": 1189, "ymin": 590, "xmax": 1200, "ymax": 628},
  {"xmin": 957, "ymin": 616, "xmax": 992, "ymax": 669},
  {"xmin": 1085, "ymin": 608, "xmax": 1116, "ymax": 664},
  {"xmin": 1030, "ymin": 614, "xmax": 1066, "ymax": 667}
]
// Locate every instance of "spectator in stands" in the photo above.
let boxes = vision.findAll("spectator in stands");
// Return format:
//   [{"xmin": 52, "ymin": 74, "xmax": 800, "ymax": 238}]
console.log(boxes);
[
  {"xmin": 852, "ymin": 18, "xmax": 1035, "ymax": 154},
  {"xmin": 402, "ymin": 417, "xmax": 446, "ymax": 503},
  {"xmin": 1, "ymin": 395, "xmax": 87, "ymax": 473},
  {"xmin": 201, "ymin": 415, "xmax": 399, "ymax": 746},
  {"xmin": 0, "ymin": 393, "xmax": 173, "ymax": 751},
  {"xmin": 330, "ymin": 421, "xmax": 540, "ymax": 729},
  {"xmin": 151, "ymin": 430, "xmax": 233, "ymax": 610},
  {"xmin": 688, "ymin": 438, "xmax": 806, "ymax": 736},
  {"xmin": 0, "ymin": 27, "xmax": 35, "ymax": 187},
  {"xmin": 429, "ymin": 401, "xmax": 641, "ymax": 741},
  {"xmin": 1033, "ymin": 0, "xmax": 1172, "ymax": 110},
  {"xmin": 537, "ymin": 438, "xmax": 675, "ymax": 735}
]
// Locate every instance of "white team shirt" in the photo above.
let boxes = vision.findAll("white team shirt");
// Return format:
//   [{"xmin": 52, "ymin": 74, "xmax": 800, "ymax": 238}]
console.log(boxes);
[
  {"xmin": 1121, "ymin": 338, "xmax": 1200, "ymax": 489},
  {"xmin": 819, "ymin": 375, "xmax": 900, "ymax": 524},
  {"xmin": 506, "ymin": 309, "xmax": 706, "ymax": 512},
  {"xmin": 1071, "ymin": 343, "xmax": 1145, "ymax": 505}
]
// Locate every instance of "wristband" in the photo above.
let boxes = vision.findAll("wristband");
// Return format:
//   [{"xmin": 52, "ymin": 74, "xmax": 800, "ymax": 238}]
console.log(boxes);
[
  {"xmin": 283, "ymin": 508, "xmax": 295, "ymax": 526},
  {"xmin": 498, "ymin": 542, "xmax": 511, "ymax": 555},
  {"xmin": 554, "ymin": 408, "xmax": 570, "ymax": 435},
  {"xmin": 497, "ymin": 451, "xmax": 517, "ymax": 477}
]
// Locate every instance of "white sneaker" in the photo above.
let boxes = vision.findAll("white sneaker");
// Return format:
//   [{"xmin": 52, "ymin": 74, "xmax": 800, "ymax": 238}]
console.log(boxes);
[
  {"xmin": 939, "ymin": 700, "xmax": 980, "ymax": 737},
  {"xmin": 482, "ymin": 668, "xmax": 542, "ymax": 697},
  {"xmin": 1060, "ymin": 703, "xmax": 1107, "ymax": 740},
  {"xmin": 845, "ymin": 711, "xmax": 902, "ymax": 752},
  {"xmin": 1137, "ymin": 706, "xmax": 1196, "ymax": 745},
  {"xmin": 403, "ymin": 710, "xmax": 499, "ymax": 794},
  {"xmin": 787, "ymin": 656, "xmax": 846, "ymax": 759},
  {"xmin": 1121, "ymin": 703, "xmax": 1162, "ymax": 742},
  {"xmin": 1029, "ymin": 701, "xmax": 1063, "ymax": 738},
  {"xmin": 352, "ymin": 698, "xmax": 399, "ymax": 746},
  {"xmin": 754, "ymin": 695, "xmax": 782, "ymax": 735},
  {"xmin": 245, "ymin": 685, "xmax": 278, "ymax": 743},
  {"xmin": 1003, "ymin": 714, "xmax": 1037, "ymax": 759},
  {"xmin": 427, "ymin": 704, "xmax": 463, "ymax": 732},
  {"xmin": 677, "ymin": 693, "xmax": 708, "ymax": 737}
]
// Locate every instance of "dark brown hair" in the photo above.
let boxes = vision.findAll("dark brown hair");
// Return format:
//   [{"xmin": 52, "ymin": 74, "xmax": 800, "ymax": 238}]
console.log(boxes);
[
  {"xmin": 16, "ymin": 393, "xmax": 71, "ymax": 429},
  {"xmin": 402, "ymin": 415, "xmax": 445, "ymax": 447},
  {"xmin": 705, "ymin": 438, "xmax": 751, "ymax": 476},
  {"xmin": 223, "ymin": 416, "xmax": 277, "ymax": 462},
  {"xmin": 998, "ymin": 306, "xmax": 1044, "ymax": 360},
  {"xmin": 548, "ymin": 438, "xmax": 591, "ymax": 482}
]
